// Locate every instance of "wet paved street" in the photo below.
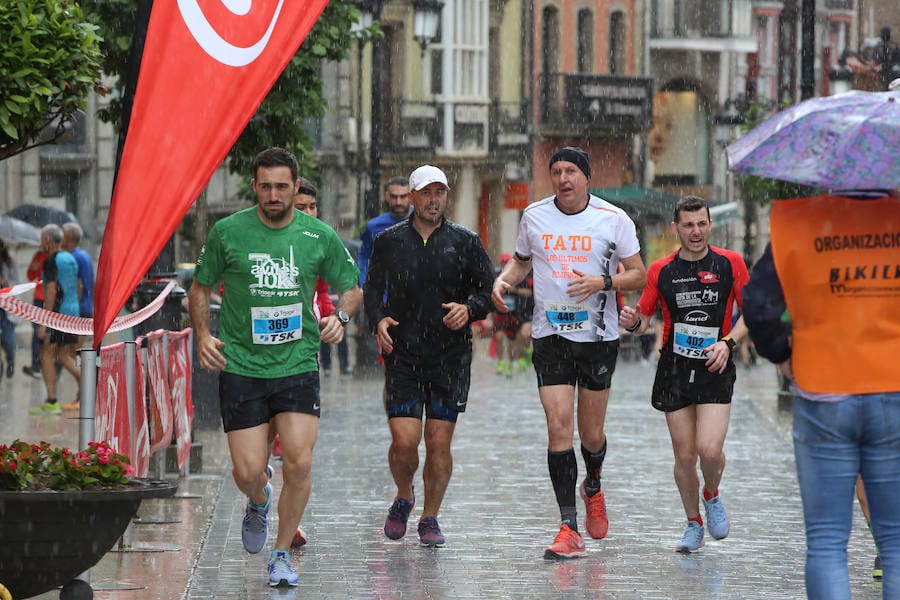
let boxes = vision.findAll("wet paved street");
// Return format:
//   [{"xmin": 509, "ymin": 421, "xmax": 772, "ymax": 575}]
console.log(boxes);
[{"xmin": 1, "ymin": 338, "xmax": 884, "ymax": 599}]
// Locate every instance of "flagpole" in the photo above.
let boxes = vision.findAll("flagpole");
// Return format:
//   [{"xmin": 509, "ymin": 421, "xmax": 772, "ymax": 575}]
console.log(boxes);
[{"xmin": 114, "ymin": 0, "xmax": 185, "ymax": 335}]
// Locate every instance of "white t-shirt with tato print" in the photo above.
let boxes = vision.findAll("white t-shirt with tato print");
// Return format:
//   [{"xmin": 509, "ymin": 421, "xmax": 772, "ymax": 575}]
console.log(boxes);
[{"xmin": 515, "ymin": 194, "xmax": 640, "ymax": 343}]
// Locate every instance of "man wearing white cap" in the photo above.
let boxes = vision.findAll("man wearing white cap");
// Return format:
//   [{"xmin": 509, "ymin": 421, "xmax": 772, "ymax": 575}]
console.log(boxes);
[{"xmin": 364, "ymin": 164, "xmax": 495, "ymax": 548}]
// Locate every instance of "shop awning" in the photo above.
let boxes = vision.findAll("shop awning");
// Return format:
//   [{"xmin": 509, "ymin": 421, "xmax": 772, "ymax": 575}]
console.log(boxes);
[
  {"xmin": 589, "ymin": 186, "xmax": 737, "ymax": 223},
  {"xmin": 589, "ymin": 186, "xmax": 684, "ymax": 219}
]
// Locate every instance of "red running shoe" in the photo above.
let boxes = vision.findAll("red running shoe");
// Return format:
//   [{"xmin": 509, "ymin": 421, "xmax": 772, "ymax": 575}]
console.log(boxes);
[
  {"xmin": 580, "ymin": 482, "xmax": 609, "ymax": 539},
  {"xmin": 272, "ymin": 435, "xmax": 282, "ymax": 458},
  {"xmin": 290, "ymin": 527, "xmax": 307, "ymax": 548},
  {"xmin": 544, "ymin": 524, "xmax": 586, "ymax": 559}
]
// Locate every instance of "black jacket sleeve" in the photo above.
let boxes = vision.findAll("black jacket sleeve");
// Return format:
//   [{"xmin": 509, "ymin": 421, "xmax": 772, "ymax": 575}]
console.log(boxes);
[
  {"xmin": 742, "ymin": 243, "xmax": 792, "ymax": 364},
  {"xmin": 463, "ymin": 234, "xmax": 496, "ymax": 322},
  {"xmin": 363, "ymin": 233, "xmax": 388, "ymax": 333}
]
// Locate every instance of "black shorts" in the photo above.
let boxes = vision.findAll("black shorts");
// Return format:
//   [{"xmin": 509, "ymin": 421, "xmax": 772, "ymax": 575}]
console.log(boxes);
[
  {"xmin": 218, "ymin": 371, "xmax": 320, "ymax": 432},
  {"xmin": 532, "ymin": 335, "xmax": 619, "ymax": 391},
  {"xmin": 383, "ymin": 352, "xmax": 471, "ymax": 423},
  {"xmin": 650, "ymin": 353, "xmax": 736, "ymax": 412},
  {"xmin": 48, "ymin": 329, "xmax": 77, "ymax": 345}
]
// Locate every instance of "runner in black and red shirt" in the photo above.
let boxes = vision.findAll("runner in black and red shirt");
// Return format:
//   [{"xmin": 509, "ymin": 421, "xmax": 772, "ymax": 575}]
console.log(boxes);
[{"xmin": 619, "ymin": 196, "xmax": 749, "ymax": 554}]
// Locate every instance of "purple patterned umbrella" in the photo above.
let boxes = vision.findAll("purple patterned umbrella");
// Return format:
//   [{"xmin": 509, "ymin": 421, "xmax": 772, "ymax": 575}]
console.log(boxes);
[{"xmin": 726, "ymin": 90, "xmax": 900, "ymax": 191}]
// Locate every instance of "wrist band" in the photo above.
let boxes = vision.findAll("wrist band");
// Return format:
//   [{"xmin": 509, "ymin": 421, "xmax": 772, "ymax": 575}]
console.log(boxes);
[{"xmin": 625, "ymin": 318, "xmax": 642, "ymax": 333}]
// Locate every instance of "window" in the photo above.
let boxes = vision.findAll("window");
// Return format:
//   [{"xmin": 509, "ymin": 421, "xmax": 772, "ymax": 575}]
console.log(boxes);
[
  {"xmin": 542, "ymin": 6, "xmax": 560, "ymax": 76},
  {"xmin": 609, "ymin": 11, "xmax": 625, "ymax": 74},
  {"xmin": 577, "ymin": 9, "xmax": 594, "ymax": 72}
]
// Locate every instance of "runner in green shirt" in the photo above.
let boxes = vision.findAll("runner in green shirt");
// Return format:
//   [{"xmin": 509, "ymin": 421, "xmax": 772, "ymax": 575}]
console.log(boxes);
[{"xmin": 189, "ymin": 147, "xmax": 361, "ymax": 588}]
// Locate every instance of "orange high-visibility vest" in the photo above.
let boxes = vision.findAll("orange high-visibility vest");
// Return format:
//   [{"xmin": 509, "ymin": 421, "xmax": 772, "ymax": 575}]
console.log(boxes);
[{"xmin": 769, "ymin": 195, "xmax": 900, "ymax": 395}]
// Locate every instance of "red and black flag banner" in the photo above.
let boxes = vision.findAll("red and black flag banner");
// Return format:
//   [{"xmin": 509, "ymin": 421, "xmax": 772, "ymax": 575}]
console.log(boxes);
[{"xmin": 93, "ymin": 0, "xmax": 331, "ymax": 343}]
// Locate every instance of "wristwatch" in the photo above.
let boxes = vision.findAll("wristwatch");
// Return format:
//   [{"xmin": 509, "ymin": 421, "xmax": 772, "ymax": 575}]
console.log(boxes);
[
  {"xmin": 336, "ymin": 310, "xmax": 350, "ymax": 327},
  {"xmin": 721, "ymin": 336, "xmax": 736, "ymax": 352},
  {"xmin": 602, "ymin": 274, "xmax": 613, "ymax": 291}
]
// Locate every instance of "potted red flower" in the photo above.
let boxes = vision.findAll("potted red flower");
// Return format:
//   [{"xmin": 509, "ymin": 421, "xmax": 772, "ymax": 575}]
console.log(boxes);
[{"xmin": 0, "ymin": 440, "xmax": 176, "ymax": 599}]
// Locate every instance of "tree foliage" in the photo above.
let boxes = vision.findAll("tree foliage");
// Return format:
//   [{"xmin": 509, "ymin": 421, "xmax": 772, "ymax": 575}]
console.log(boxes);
[
  {"xmin": 0, "ymin": 0, "xmax": 104, "ymax": 161},
  {"xmin": 87, "ymin": 1, "xmax": 375, "ymax": 180},
  {"xmin": 733, "ymin": 100, "xmax": 812, "ymax": 205}
]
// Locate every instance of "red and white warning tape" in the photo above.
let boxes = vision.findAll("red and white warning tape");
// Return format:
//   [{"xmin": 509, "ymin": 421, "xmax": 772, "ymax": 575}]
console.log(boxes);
[{"xmin": 0, "ymin": 280, "xmax": 177, "ymax": 335}]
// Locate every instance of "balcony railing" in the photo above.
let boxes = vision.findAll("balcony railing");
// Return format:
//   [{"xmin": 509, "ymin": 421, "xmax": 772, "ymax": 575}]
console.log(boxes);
[
  {"xmin": 650, "ymin": 0, "xmax": 751, "ymax": 38},
  {"xmin": 380, "ymin": 98, "xmax": 530, "ymax": 157},
  {"xmin": 539, "ymin": 74, "xmax": 653, "ymax": 134},
  {"xmin": 490, "ymin": 101, "xmax": 530, "ymax": 157},
  {"xmin": 382, "ymin": 99, "xmax": 441, "ymax": 153}
]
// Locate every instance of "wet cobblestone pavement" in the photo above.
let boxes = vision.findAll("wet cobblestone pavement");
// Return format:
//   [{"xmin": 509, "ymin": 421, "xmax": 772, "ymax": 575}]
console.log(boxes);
[{"xmin": 1, "ymin": 340, "xmax": 884, "ymax": 599}]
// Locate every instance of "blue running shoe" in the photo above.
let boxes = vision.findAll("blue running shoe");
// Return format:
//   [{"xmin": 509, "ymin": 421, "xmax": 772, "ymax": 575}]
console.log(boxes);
[
  {"xmin": 675, "ymin": 522, "xmax": 704, "ymax": 553},
  {"xmin": 417, "ymin": 517, "xmax": 446, "ymax": 547},
  {"xmin": 703, "ymin": 495, "xmax": 730, "ymax": 540},
  {"xmin": 242, "ymin": 482, "xmax": 271, "ymax": 554},
  {"xmin": 267, "ymin": 549, "xmax": 298, "ymax": 587},
  {"xmin": 384, "ymin": 492, "xmax": 415, "ymax": 540}
]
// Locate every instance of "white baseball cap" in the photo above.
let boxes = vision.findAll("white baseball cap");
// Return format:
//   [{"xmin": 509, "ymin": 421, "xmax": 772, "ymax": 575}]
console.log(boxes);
[{"xmin": 408, "ymin": 165, "xmax": 449, "ymax": 191}]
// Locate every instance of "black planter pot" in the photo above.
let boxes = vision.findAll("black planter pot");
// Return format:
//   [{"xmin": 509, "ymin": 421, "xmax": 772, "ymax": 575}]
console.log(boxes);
[{"xmin": 0, "ymin": 479, "xmax": 177, "ymax": 599}]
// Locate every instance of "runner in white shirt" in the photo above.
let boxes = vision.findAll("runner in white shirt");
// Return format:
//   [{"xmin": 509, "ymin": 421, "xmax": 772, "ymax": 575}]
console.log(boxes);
[{"xmin": 492, "ymin": 147, "xmax": 646, "ymax": 559}]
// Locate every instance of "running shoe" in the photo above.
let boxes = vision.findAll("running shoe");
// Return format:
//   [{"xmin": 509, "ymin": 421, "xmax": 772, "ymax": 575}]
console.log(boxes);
[
  {"xmin": 383, "ymin": 492, "xmax": 415, "ymax": 540},
  {"xmin": 496, "ymin": 360, "xmax": 508, "ymax": 375},
  {"xmin": 291, "ymin": 528, "xmax": 307, "ymax": 549},
  {"xmin": 241, "ymin": 482, "xmax": 271, "ymax": 554},
  {"xmin": 62, "ymin": 400, "xmax": 80, "ymax": 411},
  {"xmin": 266, "ymin": 464, "xmax": 274, "ymax": 481},
  {"xmin": 417, "ymin": 517, "xmax": 446, "ymax": 547},
  {"xmin": 272, "ymin": 436, "xmax": 282, "ymax": 458},
  {"xmin": 702, "ymin": 495, "xmax": 730, "ymax": 540},
  {"xmin": 675, "ymin": 522, "xmax": 705, "ymax": 553},
  {"xmin": 544, "ymin": 524, "xmax": 586, "ymax": 559},
  {"xmin": 5, "ymin": 362, "xmax": 13, "ymax": 378},
  {"xmin": 29, "ymin": 401, "xmax": 62, "ymax": 414},
  {"xmin": 873, "ymin": 555, "xmax": 883, "ymax": 581},
  {"xmin": 267, "ymin": 549, "xmax": 298, "ymax": 587},
  {"xmin": 580, "ymin": 482, "xmax": 609, "ymax": 539}
]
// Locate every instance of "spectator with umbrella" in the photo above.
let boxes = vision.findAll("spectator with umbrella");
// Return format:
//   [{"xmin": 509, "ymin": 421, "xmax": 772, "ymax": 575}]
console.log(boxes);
[{"xmin": 734, "ymin": 88, "xmax": 900, "ymax": 600}]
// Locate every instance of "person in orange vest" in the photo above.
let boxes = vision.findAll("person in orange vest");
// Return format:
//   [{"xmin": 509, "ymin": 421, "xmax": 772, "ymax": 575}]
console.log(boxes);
[{"xmin": 743, "ymin": 191, "xmax": 900, "ymax": 600}]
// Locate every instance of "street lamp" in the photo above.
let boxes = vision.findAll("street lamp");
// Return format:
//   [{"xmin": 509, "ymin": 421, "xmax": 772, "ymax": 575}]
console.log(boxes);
[
  {"xmin": 412, "ymin": 0, "xmax": 444, "ymax": 57},
  {"xmin": 877, "ymin": 26, "xmax": 900, "ymax": 92},
  {"xmin": 348, "ymin": 0, "xmax": 376, "ymax": 225},
  {"xmin": 714, "ymin": 96, "xmax": 754, "ymax": 264},
  {"xmin": 828, "ymin": 50, "xmax": 854, "ymax": 95},
  {"xmin": 714, "ymin": 96, "xmax": 747, "ymax": 147}
]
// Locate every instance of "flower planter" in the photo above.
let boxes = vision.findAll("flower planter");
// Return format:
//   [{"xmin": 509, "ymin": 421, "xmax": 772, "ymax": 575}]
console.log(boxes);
[{"xmin": 0, "ymin": 479, "xmax": 177, "ymax": 599}]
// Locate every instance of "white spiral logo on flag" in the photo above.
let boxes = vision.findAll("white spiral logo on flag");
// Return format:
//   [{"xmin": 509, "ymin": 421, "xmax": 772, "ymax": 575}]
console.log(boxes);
[{"xmin": 176, "ymin": 0, "xmax": 284, "ymax": 67}]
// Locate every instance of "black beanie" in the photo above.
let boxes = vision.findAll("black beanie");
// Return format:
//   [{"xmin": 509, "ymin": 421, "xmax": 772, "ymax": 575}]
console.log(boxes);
[{"xmin": 549, "ymin": 147, "xmax": 591, "ymax": 179}]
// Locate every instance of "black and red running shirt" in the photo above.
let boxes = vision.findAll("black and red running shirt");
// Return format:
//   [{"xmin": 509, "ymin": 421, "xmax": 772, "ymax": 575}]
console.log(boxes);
[{"xmin": 638, "ymin": 246, "xmax": 749, "ymax": 360}]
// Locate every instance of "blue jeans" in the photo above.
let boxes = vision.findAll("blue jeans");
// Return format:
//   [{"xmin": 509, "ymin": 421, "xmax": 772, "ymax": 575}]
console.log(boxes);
[
  {"xmin": 30, "ymin": 299, "xmax": 43, "ymax": 370},
  {"xmin": 793, "ymin": 393, "xmax": 900, "ymax": 599},
  {"xmin": 0, "ymin": 309, "xmax": 14, "ymax": 366}
]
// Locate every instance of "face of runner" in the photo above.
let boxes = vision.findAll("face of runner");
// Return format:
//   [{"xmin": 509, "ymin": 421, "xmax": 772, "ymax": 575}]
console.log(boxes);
[
  {"xmin": 550, "ymin": 160, "xmax": 589, "ymax": 212},
  {"xmin": 253, "ymin": 165, "xmax": 297, "ymax": 227},
  {"xmin": 411, "ymin": 182, "xmax": 448, "ymax": 226},
  {"xmin": 293, "ymin": 193, "xmax": 318, "ymax": 218},
  {"xmin": 673, "ymin": 208, "xmax": 712, "ymax": 260},
  {"xmin": 385, "ymin": 183, "xmax": 411, "ymax": 219}
]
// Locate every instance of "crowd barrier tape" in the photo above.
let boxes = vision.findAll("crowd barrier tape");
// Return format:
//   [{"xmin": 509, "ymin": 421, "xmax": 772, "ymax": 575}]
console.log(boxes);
[{"xmin": 0, "ymin": 280, "xmax": 177, "ymax": 335}]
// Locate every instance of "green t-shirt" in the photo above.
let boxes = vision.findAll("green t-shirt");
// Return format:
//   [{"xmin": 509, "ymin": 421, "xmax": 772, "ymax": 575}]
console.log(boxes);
[{"xmin": 194, "ymin": 206, "xmax": 359, "ymax": 378}]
